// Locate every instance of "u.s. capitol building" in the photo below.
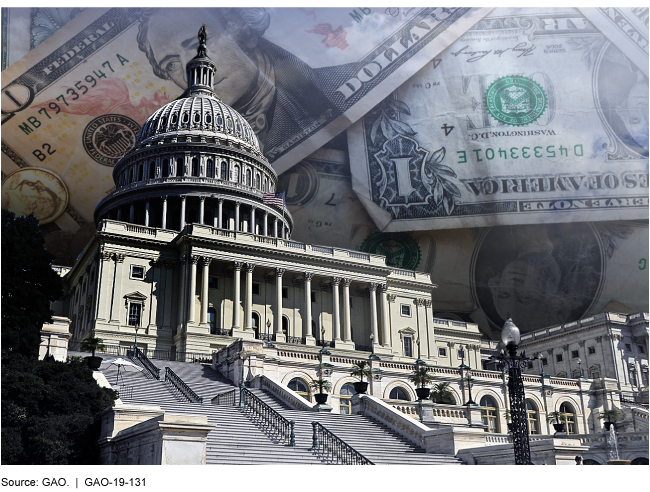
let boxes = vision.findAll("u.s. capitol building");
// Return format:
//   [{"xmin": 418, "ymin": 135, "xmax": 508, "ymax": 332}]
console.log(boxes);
[{"xmin": 48, "ymin": 28, "xmax": 648, "ymax": 466}]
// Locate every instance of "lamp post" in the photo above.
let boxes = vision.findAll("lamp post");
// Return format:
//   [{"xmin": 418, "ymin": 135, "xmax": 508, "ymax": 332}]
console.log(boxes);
[
  {"xmin": 369, "ymin": 333, "xmax": 380, "ymax": 361},
  {"xmin": 459, "ymin": 351, "xmax": 476, "ymax": 405},
  {"xmin": 491, "ymin": 318, "xmax": 533, "ymax": 465},
  {"xmin": 264, "ymin": 319, "xmax": 275, "ymax": 348},
  {"xmin": 134, "ymin": 321, "xmax": 140, "ymax": 353},
  {"xmin": 577, "ymin": 358, "xmax": 585, "ymax": 379},
  {"xmin": 415, "ymin": 337, "xmax": 425, "ymax": 366},
  {"xmin": 319, "ymin": 327, "xmax": 331, "ymax": 355}
]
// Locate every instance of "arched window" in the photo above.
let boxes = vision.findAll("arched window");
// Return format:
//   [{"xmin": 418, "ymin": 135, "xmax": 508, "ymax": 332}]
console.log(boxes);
[
  {"xmin": 206, "ymin": 159, "xmax": 214, "ymax": 178},
  {"xmin": 282, "ymin": 315, "xmax": 289, "ymax": 335},
  {"xmin": 559, "ymin": 402, "xmax": 576, "ymax": 434},
  {"xmin": 255, "ymin": 173, "xmax": 260, "ymax": 189},
  {"xmin": 339, "ymin": 383, "xmax": 355, "ymax": 414},
  {"xmin": 246, "ymin": 169, "xmax": 252, "ymax": 186},
  {"xmin": 149, "ymin": 161, "xmax": 156, "ymax": 179},
  {"xmin": 191, "ymin": 157, "xmax": 199, "ymax": 177},
  {"xmin": 138, "ymin": 165, "xmax": 144, "ymax": 181},
  {"xmin": 583, "ymin": 459, "xmax": 601, "ymax": 465},
  {"xmin": 263, "ymin": 177, "xmax": 267, "ymax": 192},
  {"xmin": 176, "ymin": 157, "xmax": 184, "ymax": 177},
  {"xmin": 288, "ymin": 379, "xmax": 309, "ymax": 401},
  {"xmin": 389, "ymin": 387, "xmax": 410, "ymax": 401},
  {"xmin": 208, "ymin": 307, "xmax": 216, "ymax": 334},
  {"xmin": 480, "ymin": 396, "xmax": 499, "ymax": 433},
  {"xmin": 162, "ymin": 159, "xmax": 169, "ymax": 177},
  {"xmin": 526, "ymin": 400, "xmax": 539, "ymax": 435},
  {"xmin": 220, "ymin": 161, "xmax": 227, "ymax": 180},
  {"xmin": 232, "ymin": 164, "xmax": 240, "ymax": 182},
  {"xmin": 631, "ymin": 457, "xmax": 649, "ymax": 465}
]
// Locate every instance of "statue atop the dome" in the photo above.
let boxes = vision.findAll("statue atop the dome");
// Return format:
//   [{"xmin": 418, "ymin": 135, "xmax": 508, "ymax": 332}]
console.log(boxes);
[{"xmin": 197, "ymin": 25, "xmax": 207, "ymax": 57}]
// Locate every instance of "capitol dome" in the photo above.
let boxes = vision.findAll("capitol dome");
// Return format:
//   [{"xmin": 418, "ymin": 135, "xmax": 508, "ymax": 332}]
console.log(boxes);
[{"xmin": 94, "ymin": 26, "xmax": 292, "ymax": 238}]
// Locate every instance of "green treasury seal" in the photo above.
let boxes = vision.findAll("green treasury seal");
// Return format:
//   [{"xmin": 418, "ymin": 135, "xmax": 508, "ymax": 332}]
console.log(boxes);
[
  {"xmin": 361, "ymin": 232, "xmax": 421, "ymax": 270},
  {"xmin": 485, "ymin": 75, "xmax": 547, "ymax": 127}
]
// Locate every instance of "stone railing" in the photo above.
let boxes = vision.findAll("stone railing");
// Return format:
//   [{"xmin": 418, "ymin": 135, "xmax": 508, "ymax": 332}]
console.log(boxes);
[
  {"xmin": 256, "ymin": 375, "xmax": 316, "ymax": 412},
  {"xmin": 392, "ymin": 268, "xmax": 416, "ymax": 278},
  {"xmin": 390, "ymin": 401, "xmax": 468, "ymax": 422},
  {"xmin": 213, "ymin": 338, "xmax": 244, "ymax": 367},
  {"xmin": 354, "ymin": 394, "xmax": 430, "ymax": 449},
  {"xmin": 277, "ymin": 349, "xmax": 319, "ymax": 361}
]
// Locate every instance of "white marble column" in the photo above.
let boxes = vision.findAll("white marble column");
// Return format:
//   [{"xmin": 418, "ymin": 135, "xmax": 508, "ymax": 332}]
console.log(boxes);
[
  {"xmin": 380, "ymin": 284, "xmax": 390, "ymax": 347},
  {"xmin": 275, "ymin": 268, "xmax": 286, "ymax": 339},
  {"xmin": 232, "ymin": 262, "xmax": 243, "ymax": 330},
  {"xmin": 274, "ymin": 217, "xmax": 279, "ymax": 238},
  {"xmin": 144, "ymin": 201, "xmax": 150, "ymax": 226},
  {"xmin": 200, "ymin": 257, "xmax": 211, "ymax": 325},
  {"xmin": 342, "ymin": 278, "xmax": 352, "ymax": 342},
  {"xmin": 332, "ymin": 277, "xmax": 342, "ymax": 341},
  {"xmin": 264, "ymin": 211, "xmax": 268, "ymax": 236},
  {"xmin": 110, "ymin": 254, "xmax": 125, "ymax": 323},
  {"xmin": 199, "ymin": 196, "xmax": 205, "ymax": 225},
  {"xmin": 234, "ymin": 201, "xmax": 240, "ymax": 232},
  {"xmin": 161, "ymin": 196, "xmax": 167, "ymax": 229},
  {"xmin": 180, "ymin": 196, "xmax": 186, "ymax": 230},
  {"xmin": 217, "ymin": 198, "xmax": 223, "ymax": 228},
  {"xmin": 129, "ymin": 202, "xmax": 135, "ymax": 223},
  {"xmin": 188, "ymin": 255, "xmax": 199, "ymax": 324},
  {"xmin": 250, "ymin": 206, "xmax": 256, "ymax": 235},
  {"xmin": 303, "ymin": 272, "xmax": 314, "ymax": 338},
  {"xmin": 369, "ymin": 283, "xmax": 379, "ymax": 346},
  {"xmin": 245, "ymin": 263, "xmax": 255, "ymax": 330}
]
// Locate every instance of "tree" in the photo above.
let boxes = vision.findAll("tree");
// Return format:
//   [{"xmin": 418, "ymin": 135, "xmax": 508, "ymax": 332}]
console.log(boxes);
[
  {"xmin": 2, "ymin": 210, "xmax": 62, "ymax": 359},
  {"xmin": 350, "ymin": 361, "xmax": 372, "ymax": 383},
  {"xmin": 408, "ymin": 364, "xmax": 434, "ymax": 389},
  {"xmin": 430, "ymin": 382, "xmax": 455, "ymax": 404},
  {"xmin": 1, "ymin": 356, "xmax": 118, "ymax": 465}
]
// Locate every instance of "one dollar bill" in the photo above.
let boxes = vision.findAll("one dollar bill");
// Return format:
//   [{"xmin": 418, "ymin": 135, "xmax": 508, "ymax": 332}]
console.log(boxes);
[
  {"xmin": 1, "ymin": 7, "xmax": 491, "ymax": 231},
  {"xmin": 349, "ymin": 7, "xmax": 649, "ymax": 232}
]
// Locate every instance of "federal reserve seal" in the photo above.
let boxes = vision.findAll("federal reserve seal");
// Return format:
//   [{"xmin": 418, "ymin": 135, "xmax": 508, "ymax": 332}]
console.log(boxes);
[
  {"xmin": 361, "ymin": 232, "xmax": 421, "ymax": 270},
  {"xmin": 485, "ymin": 76, "xmax": 547, "ymax": 127},
  {"xmin": 1, "ymin": 167, "xmax": 69, "ymax": 224},
  {"xmin": 83, "ymin": 114, "xmax": 140, "ymax": 166}
]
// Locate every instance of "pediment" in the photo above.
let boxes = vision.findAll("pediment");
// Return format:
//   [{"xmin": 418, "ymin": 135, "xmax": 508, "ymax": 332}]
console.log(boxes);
[
  {"xmin": 398, "ymin": 327, "xmax": 417, "ymax": 335},
  {"xmin": 124, "ymin": 291, "xmax": 147, "ymax": 301}
]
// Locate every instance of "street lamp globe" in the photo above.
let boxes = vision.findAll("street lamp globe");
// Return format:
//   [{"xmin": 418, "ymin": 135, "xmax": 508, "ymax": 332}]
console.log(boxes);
[{"xmin": 501, "ymin": 318, "xmax": 521, "ymax": 352}]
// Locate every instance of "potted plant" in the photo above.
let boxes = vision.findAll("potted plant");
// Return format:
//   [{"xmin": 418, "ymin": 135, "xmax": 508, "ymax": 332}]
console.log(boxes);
[
  {"xmin": 350, "ymin": 361, "xmax": 372, "ymax": 394},
  {"xmin": 598, "ymin": 409, "xmax": 622, "ymax": 431},
  {"xmin": 408, "ymin": 364, "xmax": 434, "ymax": 400},
  {"xmin": 502, "ymin": 409, "xmax": 513, "ymax": 432},
  {"xmin": 309, "ymin": 379, "xmax": 332, "ymax": 404},
  {"xmin": 430, "ymin": 382, "xmax": 455, "ymax": 404},
  {"xmin": 81, "ymin": 335, "xmax": 105, "ymax": 370},
  {"xmin": 547, "ymin": 411, "xmax": 566, "ymax": 433}
]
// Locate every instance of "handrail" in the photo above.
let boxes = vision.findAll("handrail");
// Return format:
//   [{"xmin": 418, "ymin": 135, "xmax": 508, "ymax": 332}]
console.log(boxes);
[
  {"xmin": 134, "ymin": 347, "xmax": 160, "ymax": 380},
  {"xmin": 310, "ymin": 421, "xmax": 373, "ymax": 465},
  {"xmin": 165, "ymin": 366, "xmax": 203, "ymax": 403},
  {"xmin": 211, "ymin": 389, "xmax": 236, "ymax": 406},
  {"xmin": 258, "ymin": 375, "xmax": 316, "ymax": 411},
  {"xmin": 241, "ymin": 388, "xmax": 295, "ymax": 446}
]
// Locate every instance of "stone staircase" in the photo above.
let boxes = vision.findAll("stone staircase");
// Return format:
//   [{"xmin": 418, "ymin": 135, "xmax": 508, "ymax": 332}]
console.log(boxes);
[{"xmin": 100, "ymin": 357, "xmax": 461, "ymax": 465}]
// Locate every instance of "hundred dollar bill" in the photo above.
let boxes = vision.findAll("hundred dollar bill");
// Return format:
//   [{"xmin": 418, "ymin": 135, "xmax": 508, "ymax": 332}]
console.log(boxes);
[
  {"xmin": 349, "ymin": 7, "xmax": 649, "ymax": 232},
  {"xmin": 578, "ymin": 7, "xmax": 649, "ymax": 77},
  {"xmin": 1, "ymin": 6, "xmax": 491, "ymax": 234}
]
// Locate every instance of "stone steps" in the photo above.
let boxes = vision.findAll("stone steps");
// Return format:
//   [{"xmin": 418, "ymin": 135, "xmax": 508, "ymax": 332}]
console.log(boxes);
[{"xmin": 100, "ymin": 359, "xmax": 461, "ymax": 465}]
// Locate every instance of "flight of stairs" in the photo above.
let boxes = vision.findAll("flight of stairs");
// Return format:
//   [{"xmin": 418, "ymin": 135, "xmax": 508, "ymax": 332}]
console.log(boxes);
[{"xmin": 99, "ymin": 356, "xmax": 462, "ymax": 465}]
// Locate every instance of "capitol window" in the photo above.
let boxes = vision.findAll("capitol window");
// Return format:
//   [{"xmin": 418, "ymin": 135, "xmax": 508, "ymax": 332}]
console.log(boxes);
[
  {"xmin": 559, "ymin": 402, "xmax": 576, "ymax": 434},
  {"xmin": 130, "ymin": 265, "xmax": 145, "ymax": 280},
  {"xmin": 401, "ymin": 304, "xmax": 411, "ymax": 316},
  {"xmin": 480, "ymin": 396, "xmax": 499, "ymax": 433},
  {"xmin": 389, "ymin": 387, "xmax": 410, "ymax": 401},
  {"xmin": 208, "ymin": 277, "xmax": 219, "ymax": 289},
  {"xmin": 288, "ymin": 379, "xmax": 310, "ymax": 401},
  {"xmin": 526, "ymin": 400, "xmax": 539, "ymax": 435},
  {"xmin": 403, "ymin": 336, "xmax": 412, "ymax": 357},
  {"xmin": 571, "ymin": 350, "xmax": 579, "ymax": 359},
  {"xmin": 127, "ymin": 303, "xmax": 142, "ymax": 327},
  {"xmin": 588, "ymin": 346, "xmax": 596, "ymax": 355},
  {"xmin": 438, "ymin": 347, "xmax": 447, "ymax": 357},
  {"xmin": 253, "ymin": 282, "xmax": 260, "ymax": 296},
  {"xmin": 339, "ymin": 383, "xmax": 354, "ymax": 414},
  {"xmin": 556, "ymin": 353, "xmax": 563, "ymax": 363}
]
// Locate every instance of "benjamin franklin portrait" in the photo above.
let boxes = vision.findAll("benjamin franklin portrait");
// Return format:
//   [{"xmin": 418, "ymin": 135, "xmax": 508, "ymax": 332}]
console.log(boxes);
[{"xmin": 136, "ymin": 8, "xmax": 332, "ymax": 153}]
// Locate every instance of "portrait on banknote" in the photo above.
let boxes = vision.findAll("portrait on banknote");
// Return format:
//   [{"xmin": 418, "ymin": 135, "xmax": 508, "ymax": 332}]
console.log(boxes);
[
  {"xmin": 135, "ymin": 8, "xmax": 332, "ymax": 154},
  {"xmin": 471, "ymin": 223, "xmax": 603, "ymax": 333}
]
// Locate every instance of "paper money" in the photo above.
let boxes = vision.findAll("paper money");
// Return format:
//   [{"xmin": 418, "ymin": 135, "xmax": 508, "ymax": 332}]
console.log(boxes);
[
  {"xmin": 578, "ymin": 7, "xmax": 649, "ymax": 77},
  {"xmin": 349, "ymin": 7, "xmax": 649, "ymax": 232},
  {"xmin": 281, "ymin": 148, "xmax": 648, "ymax": 336},
  {"xmin": 1, "ymin": 6, "xmax": 492, "ymax": 235}
]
